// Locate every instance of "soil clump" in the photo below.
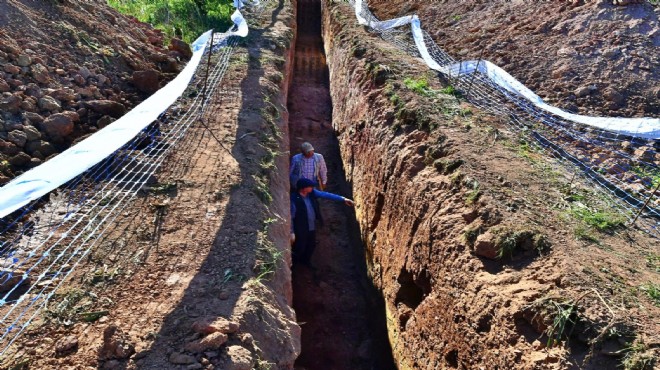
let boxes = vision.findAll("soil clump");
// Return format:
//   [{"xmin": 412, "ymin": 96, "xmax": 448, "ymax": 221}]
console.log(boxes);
[
  {"xmin": 0, "ymin": 0, "xmax": 190, "ymax": 183},
  {"xmin": 323, "ymin": 1, "xmax": 659, "ymax": 368},
  {"xmin": 366, "ymin": 0, "xmax": 659, "ymax": 118}
]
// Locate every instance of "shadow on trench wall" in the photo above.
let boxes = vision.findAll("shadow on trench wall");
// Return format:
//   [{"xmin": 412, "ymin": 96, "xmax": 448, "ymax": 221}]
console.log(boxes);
[{"xmin": 289, "ymin": 0, "xmax": 396, "ymax": 369}]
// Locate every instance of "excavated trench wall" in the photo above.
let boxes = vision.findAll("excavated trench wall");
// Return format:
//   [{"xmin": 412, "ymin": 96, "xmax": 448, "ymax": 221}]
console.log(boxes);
[{"xmin": 321, "ymin": 2, "xmax": 566, "ymax": 369}]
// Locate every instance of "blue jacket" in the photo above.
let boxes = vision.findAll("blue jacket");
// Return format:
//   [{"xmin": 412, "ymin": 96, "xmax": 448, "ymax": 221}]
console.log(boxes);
[{"xmin": 291, "ymin": 190, "xmax": 345, "ymax": 233}]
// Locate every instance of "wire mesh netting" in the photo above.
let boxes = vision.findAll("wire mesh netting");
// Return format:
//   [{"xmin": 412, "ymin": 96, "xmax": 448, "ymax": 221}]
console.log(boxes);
[
  {"xmin": 349, "ymin": 0, "xmax": 660, "ymax": 237},
  {"xmin": 0, "ymin": 0, "xmax": 274, "ymax": 355}
]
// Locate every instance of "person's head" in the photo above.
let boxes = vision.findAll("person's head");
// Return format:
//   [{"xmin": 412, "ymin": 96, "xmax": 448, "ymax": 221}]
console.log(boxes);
[
  {"xmin": 296, "ymin": 178, "xmax": 315, "ymax": 196},
  {"xmin": 300, "ymin": 142, "xmax": 314, "ymax": 158}
]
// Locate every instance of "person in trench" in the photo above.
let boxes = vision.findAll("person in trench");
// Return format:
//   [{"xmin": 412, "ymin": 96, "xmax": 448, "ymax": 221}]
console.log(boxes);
[
  {"xmin": 290, "ymin": 178, "xmax": 354, "ymax": 270},
  {"xmin": 289, "ymin": 142, "xmax": 328, "ymax": 191}
]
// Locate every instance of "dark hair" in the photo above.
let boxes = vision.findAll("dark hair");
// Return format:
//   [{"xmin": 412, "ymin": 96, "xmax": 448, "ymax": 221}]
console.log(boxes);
[{"xmin": 296, "ymin": 178, "xmax": 315, "ymax": 190}]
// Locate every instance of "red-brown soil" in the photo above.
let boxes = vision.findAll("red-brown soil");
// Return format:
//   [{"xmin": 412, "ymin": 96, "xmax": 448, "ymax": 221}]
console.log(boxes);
[
  {"xmin": 1, "ymin": 0, "xmax": 660, "ymax": 369},
  {"xmin": 289, "ymin": 1, "xmax": 395, "ymax": 369},
  {"xmin": 366, "ymin": 0, "xmax": 659, "ymax": 118},
  {"xmin": 0, "ymin": 0, "xmax": 190, "ymax": 183},
  {"xmin": 323, "ymin": 1, "xmax": 660, "ymax": 369},
  {"xmin": 1, "ymin": 2, "xmax": 301, "ymax": 369}
]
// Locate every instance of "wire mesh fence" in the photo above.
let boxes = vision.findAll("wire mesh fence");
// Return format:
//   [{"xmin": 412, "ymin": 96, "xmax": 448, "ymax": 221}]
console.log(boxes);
[
  {"xmin": 348, "ymin": 0, "xmax": 660, "ymax": 237},
  {"xmin": 0, "ymin": 0, "xmax": 276, "ymax": 354}
]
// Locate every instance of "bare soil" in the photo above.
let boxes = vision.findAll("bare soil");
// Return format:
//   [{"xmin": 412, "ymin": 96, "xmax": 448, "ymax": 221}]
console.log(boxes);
[
  {"xmin": 366, "ymin": 0, "xmax": 660, "ymax": 118},
  {"xmin": 288, "ymin": 1, "xmax": 395, "ymax": 369},
  {"xmin": 323, "ymin": 1, "xmax": 660, "ymax": 368},
  {"xmin": 2, "ymin": 1, "xmax": 301, "ymax": 369},
  {"xmin": 1, "ymin": 0, "xmax": 659, "ymax": 369}
]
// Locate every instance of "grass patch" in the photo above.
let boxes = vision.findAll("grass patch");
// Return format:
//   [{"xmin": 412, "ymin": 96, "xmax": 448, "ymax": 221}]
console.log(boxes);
[
  {"xmin": 621, "ymin": 341, "xmax": 656, "ymax": 370},
  {"xmin": 630, "ymin": 164, "xmax": 660, "ymax": 188},
  {"xmin": 621, "ymin": 339, "xmax": 656, "ymax": 370},
  {"xmin": 546, "ymin": 300, "xmax": 579, "ymax": 347},
  {"xmin": 492, "ymin": 227, "xmax": 551, "ymax": 259},
  {"xmin": 404, "ymin": 77, "xmax": 432, "ymax": 96},
  {"xmin": 252, "ymin": 174, "xmax": 272, "ymax": 204},
  {"xmin": 107, "ymin": 0, "xmax": 234, "ymax": 43},
  {"xmin": 46, "ymin": 289, "xmax": 96, "ymax": 326},
  {"xmin": 463, "ymin": 226, "xmax": 483, "ymax": 247},
  {"xmin": 646, "ymin": 253, "xmax": 660, "ymax": 272},
  {"xmin": 569, "ymin": 206, "xmax": 625, "ymax": 232},
  {"xmin": 640, "ymin": 282, "xmax": 660, "ymax": 306},
  {"xmin": 526, "ymin": 298, "xmax": 579, "ymax": 348},
  {"xmin": 465, "ymin": 187, "xmax": 482, "ymax": 206},
  {"xmin": 440, "ymin": 84, "xmax": 462, "ymax": 98},
  {"xmin": 148, "ymin": 181, "xmax": 177, "ymax": 194},
  {"xmin": 573, "ymin": 226, "xmax": 600, "ymax": 244},
  {"xmin": 254, "ymin": 218, "xmax": 283, "ymax": 281},
  {"xmin": 433, "ymin": 158, "xmax": 463, "ymax": 174}
]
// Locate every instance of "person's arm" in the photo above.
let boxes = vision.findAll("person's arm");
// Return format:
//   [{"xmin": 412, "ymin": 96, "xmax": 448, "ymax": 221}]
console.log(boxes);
[
  {"xmin": 312, "ymin": 189, "xmax": 354, "ymax": 206},
  {"xmin": 317, "ymin": 154, "xmax": 328, "ymax": 186}
]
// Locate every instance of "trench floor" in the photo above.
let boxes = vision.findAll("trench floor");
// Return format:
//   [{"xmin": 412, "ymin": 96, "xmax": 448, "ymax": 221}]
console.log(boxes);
[{"xmin": 289, "ymin": 0, "xmax": 395, "ymax": 369}]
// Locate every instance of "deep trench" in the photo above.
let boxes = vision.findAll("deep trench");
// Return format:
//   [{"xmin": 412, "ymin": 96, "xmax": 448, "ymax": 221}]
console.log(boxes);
[{"xmin": 288, "ymin": 0, "xmax": 396, "ymax": 369}]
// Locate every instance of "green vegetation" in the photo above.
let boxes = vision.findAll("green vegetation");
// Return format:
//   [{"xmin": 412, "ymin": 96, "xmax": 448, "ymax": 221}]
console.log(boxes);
[
  {"xmin": 546, "ymin": 300, "xmax": 578, "ymax": 347},
  {"xmin": 621, "ymin": 339, "xmax": 656, "ymax": 370},
  {"xmin": 526, "ymin": 297, "xmax": 579, "ymax": 348},
  {"xmin": 252, "ymin": 174, "xmax": 272, "ymax": 203},
  {"xmin": 433, "ymin": 158, "xmax": 463, "ymax": 174},
  {"xmin": 465, "ymin": 186, "xmax": 482, "ymax": 206},
  {"xmin": 440, "ymin": 84, "xmax": 462, "ymax": 98},
  {"xmin": 646, "ymin": 253, "xmax": 660, "ymax": 272},
  {"xmin": 631, "ymin": 164, "xmax": 660, "ymax": 188},
  {"xmin": 107, "ymin": 0, "xmax": 234, "ymax": 43},
  {"xmin": 569, "ymin": 206, "xmax": 625, "ymax": 232},
  {"xmin": 463, "ymin": 226, "xmax": 482, "ymax": 246},
  {"xmin": 640, "ymin": 282, "xmax": 660, "ymax": 306},
  {"xmin": 492, "ymin": 227, "xmax": 551, "ymax": 259},
  {"xmin": 46, "ymin": 288, "xmax": 96, "ymax": 325},
  {"xmin": 148, "ymin": 181, "xmax": 177, "ymax": 194},
  {"xmin": 255, "ymin": 218, "xmax": 283, "ymax": 281},
  {"xmin": 573, "ymin": 225, "xmax": 599, "ymax": 244},
  {"xmin": 496, "ymin": 231, "xmax": 517, "ymax": 259},
  {"xmin": 404, "ymin": 77, "xmax": 432, "ymax": 96}
]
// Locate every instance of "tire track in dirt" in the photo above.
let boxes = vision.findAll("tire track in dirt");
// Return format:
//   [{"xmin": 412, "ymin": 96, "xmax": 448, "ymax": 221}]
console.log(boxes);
[{"xmin": 289, "ymin": 0, "xmax": 395, "ymax": 369}]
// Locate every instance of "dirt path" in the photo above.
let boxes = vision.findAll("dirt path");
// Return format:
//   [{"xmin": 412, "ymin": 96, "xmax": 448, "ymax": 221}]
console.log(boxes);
[{"xmin": 288, "ymin": 1, "xmax": 395, "ymax": 369}]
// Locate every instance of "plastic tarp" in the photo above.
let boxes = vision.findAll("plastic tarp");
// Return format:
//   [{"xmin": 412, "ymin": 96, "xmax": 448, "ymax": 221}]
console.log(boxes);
[
  {"xmin": 355, "ymin": 4, "xmax": 660, "ymax": 139},
  {"xmin": 0, "ymin": 10, "xmax": 251, "ymax": 219}
]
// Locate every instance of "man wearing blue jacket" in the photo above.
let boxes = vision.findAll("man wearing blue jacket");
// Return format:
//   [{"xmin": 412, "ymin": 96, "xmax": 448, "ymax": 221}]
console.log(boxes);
[{"xmin": 290, "ymin": 178, "xmax": 354, "ymax": 269}]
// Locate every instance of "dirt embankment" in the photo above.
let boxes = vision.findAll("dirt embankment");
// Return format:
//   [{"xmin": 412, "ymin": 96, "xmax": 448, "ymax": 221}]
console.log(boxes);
[
  {"xmin": 2, "ymin": 1, "xmax": 302, "ymax": 369},
  {"xmin": 0, "ymin": 0, "xmax": 191, "ymax": 183},
  {"xmin": 323, "ymin": 1, "xmax": 659, "ymax": 369},
  {"xmin": 366, "ymin": 0, "xmax": 659, "ymax": 118}
]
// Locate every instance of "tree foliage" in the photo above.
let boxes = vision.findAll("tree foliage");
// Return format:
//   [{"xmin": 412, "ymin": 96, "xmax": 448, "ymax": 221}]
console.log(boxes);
[{"xmin": 107, "ymin": 0, "xmax": 234, "ymax": 43}]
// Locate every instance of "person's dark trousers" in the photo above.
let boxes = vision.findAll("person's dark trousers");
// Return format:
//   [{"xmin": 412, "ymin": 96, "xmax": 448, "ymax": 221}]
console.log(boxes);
[{"xmin": 292, "ymin": 229, "xmax": 316, "ymax": 266}]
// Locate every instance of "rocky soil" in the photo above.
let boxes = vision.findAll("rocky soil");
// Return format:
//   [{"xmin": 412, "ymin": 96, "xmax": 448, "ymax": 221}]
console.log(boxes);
[
  {"xmin": 1, "ymin": 0, "xmax": 300, "ymax": 369},
  {"xmin": 1, "ymin": 0, "xmax": 659, "ymax": 369},
  {"xmin": 0, "ymin": 0, "xmax": 192, "ymax": 183},
  {"xmin": 324, "ymin": 1, "xmax": 659, "ymax": 369},
  {"xmin": 366, "ymin": 0, "xmax": 659, "ymax": 119}
]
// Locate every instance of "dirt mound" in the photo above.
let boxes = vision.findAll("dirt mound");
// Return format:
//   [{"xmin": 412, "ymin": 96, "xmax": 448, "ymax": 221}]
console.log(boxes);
[
  {"xmin": 366, "ymin": 0, "xmax": 659, "ymax": 118},
  {"xmin": 323, "ymin": 1, "xmax": 660, "ymax": 369},
  {"xmin": 1, "ymin": 1, "xmax": 300, "ymax": 369},
  {"xmin": 0, "ymin": 0, "xmax": 190, "ymax": 182}
]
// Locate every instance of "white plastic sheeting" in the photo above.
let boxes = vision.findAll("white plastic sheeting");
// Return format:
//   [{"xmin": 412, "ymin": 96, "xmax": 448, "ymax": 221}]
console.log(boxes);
[
  {"xmin": 355, "ymin": 2, "xmax": 660, "ymax": 139},
  {"xmin": 0, "ymin": 11, "xmax": 251, "ymax": 219}
]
